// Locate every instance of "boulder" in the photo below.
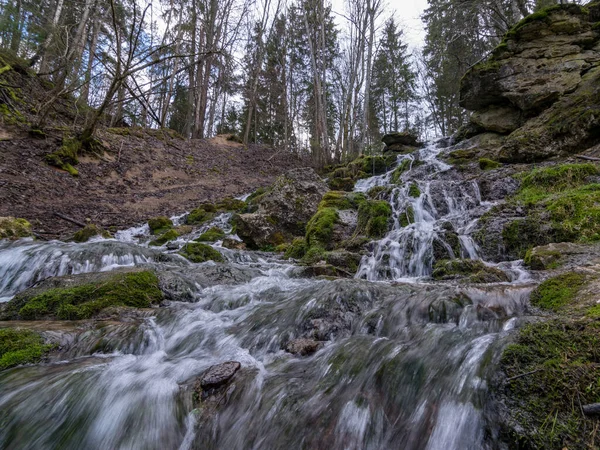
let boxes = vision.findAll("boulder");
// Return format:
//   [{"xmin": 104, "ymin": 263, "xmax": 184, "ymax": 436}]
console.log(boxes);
[
  {"xmin": 285, "ymin": 338, "xmax": 322, "ymax": 356},
  {"xmin": 382, "ymin": 132, "xmax": 421, "ymax": 148},
  {"xmin": 470, "ymin": 106, "xmax": 522, "ymax": 134},
  {"xmin": 199, "ymin": 361, "xmax": 241, "ymax": 389},
  {"xmin": 459, "ymin": 4, "xmax": 600, "ymax": 162},
  {"xmin": 235, "ymin": 168, "xmax": 328, "ymax": 249},
  {"xmin": 0, "ymin": 217, "xmax": 32, "ymax": 239}
]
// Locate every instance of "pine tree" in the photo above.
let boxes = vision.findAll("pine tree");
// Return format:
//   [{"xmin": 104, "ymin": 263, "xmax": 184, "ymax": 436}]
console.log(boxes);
[{"xmin": 370, "ymin": 18, "xmax": 417, "ymax": 136}]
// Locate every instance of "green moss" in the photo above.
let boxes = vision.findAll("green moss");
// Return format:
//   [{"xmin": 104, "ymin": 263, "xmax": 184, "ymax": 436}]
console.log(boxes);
[
  {"xmin": 390, "ymin": 158, "xmax": 411, "ymax": 184},
  {"xmin": 523, "ymin": 247, "xmax": 562, "ymax": 270},
  {"xmin": 357, "ymin": 200, "xmax": 392, "ymax": 238},
  {"xmin": 72, "ymin": 224, "xmax": 111, "ymax": 242},
  {"xmin": 448, "ymin": 149, "xmax": 478, "ymax": 161},
  {"xmin": 328, "ymin": 177, "xmax": 355, "ymax": 191},
  {"xmin": 284, "ymin": 237, "xmax": 308, "ymax": 259},
  {"xmin": 186, "ymin": 207, "xmax": 214, "ymax": 225},
  {"xmin": 366, "ymin": 186, "xmax": 387, "ymax": 199},
  {"xmin": 301, "ymin": 246, "xmax": 327, "ymax": 265},
  {"xmin": 518, "ymin": 163, "xmax": 598, "ymax": 199},
  {"xmin": 432, "ymin": 259, "xmax": 509, "ymax": 282},
  {"xmin": 0, "ymin": 217, "xmax": 32, "ymax": 239},
  {"xmin": 196, "ymin": 227, "xmax": 225, "ymax": 242},
  {"xmin": 179, "ymin": 242, "xmax": 224, "ymax": 263},
  {"xmin": 319, "ymin": 191, "xmax": 366, "ymax": 210},
  {"xmin": 216, "ymin": 198, "xmax": 246, "ymax": 211},
  {"xmin": 149, "ymin": 229, "xmax": 179, "ymax": 246},
  {"xmin": 148, "ymin": 216, "xmax": 174, "ymax": 235},
  {"xmin": 408, "ymin": 183, "xmax": 421, "ymax": 198},
  {"xmin": 530, "ymin": 273, "xmax": 586, "ymax": 312},
  {"xmin": 7, "ymin": 271, "xmax": 162, "ymax": 320},
  {"xmin": 399, "ymin": 206, "xmax": 415, "ymax": 227},
  {"xmin": 586, "ymin": 304, "xmax": 600, "ymax": 318},
  {"xmin": 500, "ymin": 319, "xmax": 600, "ymax": 449},
  {"xmin": 479, "ymin": 158, "xmax": 502, "ymax": 170},
  {"xmin": 0, "ymin": 328, "xmax": 55, "ymax": 370},
  {"xmin": 306, "ymin": 208, "xmax": 338, "ymax": 248}
]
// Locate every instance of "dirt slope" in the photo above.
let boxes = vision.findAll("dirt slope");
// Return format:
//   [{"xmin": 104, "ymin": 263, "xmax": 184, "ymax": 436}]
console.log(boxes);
[{"xmin": 0, "ymin": 126, "xmax": 310, "ymax": 239}]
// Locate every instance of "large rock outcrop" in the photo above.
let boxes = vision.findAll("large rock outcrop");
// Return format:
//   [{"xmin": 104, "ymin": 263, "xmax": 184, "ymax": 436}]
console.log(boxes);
[
  {"xmin": 459, "ymin": 3, "xmax": 600, "ymax": 162},
  {"xmin": 234, "ymin": 168, "xmax": 328, "ymax": 249}
]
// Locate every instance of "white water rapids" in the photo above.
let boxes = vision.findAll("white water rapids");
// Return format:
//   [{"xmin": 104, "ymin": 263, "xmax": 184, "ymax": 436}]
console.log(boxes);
[{"xmin": 0, "ymin": 141, "xmax": 535, "ymax": 449}]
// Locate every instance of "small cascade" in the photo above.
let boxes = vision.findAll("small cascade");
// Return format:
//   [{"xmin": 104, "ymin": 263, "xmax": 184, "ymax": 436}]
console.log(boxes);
[{"xmin": 356, "ymin": 142, "xmax": 496, "ymax": 281}]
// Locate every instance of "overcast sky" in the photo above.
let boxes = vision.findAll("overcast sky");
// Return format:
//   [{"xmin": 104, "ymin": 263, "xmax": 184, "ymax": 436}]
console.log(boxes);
[{"xmin": 331, "ymin": 0, "xmax": 429, "ymax": 49}]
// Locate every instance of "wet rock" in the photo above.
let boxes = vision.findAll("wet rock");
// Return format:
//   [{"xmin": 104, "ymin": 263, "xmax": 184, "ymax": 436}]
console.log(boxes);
[
  {"xmin": 0, "ymin": 217, "xmax": 32, "ymax": 239},
  {"xmin": 222, "ymin": 238, "xmax": 246, "ymax": 250},
  {"xmin": 199, "ymin": 361, "xmax": 241, "ymax": 389},
  {"xmin": 432, "ymin": 259, "xmax": 510, "ymax": 283},
  {"xmin": 382, "ymin": 132, "xmax": 421, "ymax": 148},
  {"xmin": 234, "ymin": 168, "xmax": 328, "ymax": 249},
  {"xmin": 525, "ymin": 242, "xmax": 600, "ymax": 271},
  {"xmin": 285, "ymin": 338, "xmax": 322, "ymax": 356}
]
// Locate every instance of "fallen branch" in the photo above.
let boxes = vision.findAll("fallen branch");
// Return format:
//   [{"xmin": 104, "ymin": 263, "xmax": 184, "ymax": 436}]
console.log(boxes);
[
  {"xmin": 583, "ymin": 403, "xmax": 600, "ymax": 416},
  {"xmin": 54, "ymin": 212, "xmax": 86, "ymax": 228},
  {"xmin": 507, "ymin": 368, "xmax": 544, "ymax": 381},
  {"xmin": 576, "ymin": 155, "xmax": 600, "ymax": 162}
]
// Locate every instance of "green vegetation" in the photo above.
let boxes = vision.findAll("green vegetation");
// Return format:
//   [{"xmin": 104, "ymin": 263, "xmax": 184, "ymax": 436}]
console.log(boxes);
[
  {"xmin": 301, "ymin": 245, "xmax": 327, "ymax": 265},
  {"xmin": 306, "ymin": 208, "xmax": 338, "ymax": 248},
  {"xmin": 196, "ymin": 227, "xmax": 225, "ymax": 242},
  {"xmin": 318, "ymin": 191, "xmax": 366, "ymax": 210},
  {"xmin": 499, "ymin": 163, "xmax": 600, "ymax": 257},
  {"xmin": 186, "ymin": 207, "xmax": 214, "ymax": 225},
  {"xmin": 432, "ymin": 259, "xmax": 509, "ymax": 283},
  {"xmin": 3, "ymin": 271, "xmax": 162, "ymax": 320},
  {"xmin": 523, "ymin": 247, "xmax": 562, "ymax": 270},
  {"xmin": 448, "ymin": 149, "xmax": 478, "ymax": 162},
  {"xmin": 179, "ymin": 242, "xmax": 224, "ymax": 263},
  {"xmin": 148, "ymin": 216, "xmax": 173, "ymax": 235},
  {"xmin": 284, "ymin": 237, "xmax": 308, "ymax": 259},
  {"xmin": 45, "ymin": 135, "xmax": 82, "ymax": 177},
  {"xmin": 390, "ymin": 158, "xmax": 412, "ymax": 184},
  {"xmin": 149, "ymin": 229, "xmax": 179, "ymax": 246},
  {"xmin": 0, "ymin": 217, "xmax": 32, "ymax": 239},
  {"xmin": 0, "ymin": 328, "xmax": 54, "ymax": 370},
  {"xmin": 500, "ymin": 318, "xmax": 600, "ymax": 449},
  {"xmin": 186, "ymin": 198, "xmax": 246, "ymax": 226},
  {"xmin": 72, "ymin": 224, "xmax": 111, "ymax": 242},
  {"xmin": 479, "ymin": 158, "xmax": 502, "ymax": 170},
  {"xmin": 399, "ymin": 206, "xmax": 415, "ymax": 227},
  {"xmin": 408, "ymin": 183, "xmax": 421, "ymax": 198},
  {"xmin": 529, "ymin": 272, "xmax": 586, "ymax": 312},
  {"xmin": 357, "ymin": 200, "xmax": 392, "ymax": 238}
]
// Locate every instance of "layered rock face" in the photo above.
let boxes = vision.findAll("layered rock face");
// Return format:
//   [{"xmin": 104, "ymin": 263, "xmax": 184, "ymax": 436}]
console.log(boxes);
[{"xmin": 460, "ymin": 3, "xmax": 600, "ymax": 162}]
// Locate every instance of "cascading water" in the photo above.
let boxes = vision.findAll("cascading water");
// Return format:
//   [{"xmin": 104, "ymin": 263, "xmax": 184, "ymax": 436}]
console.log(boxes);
[{"xmin": 0, "ymin": 140, "xmax": 534, "ymax": 450}]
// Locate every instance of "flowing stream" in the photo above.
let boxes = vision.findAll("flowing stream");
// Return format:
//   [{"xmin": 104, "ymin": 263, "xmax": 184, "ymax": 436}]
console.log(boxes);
[{"xmin": 0, "ymin": 141, "xmax": 534, "ymax": 449}]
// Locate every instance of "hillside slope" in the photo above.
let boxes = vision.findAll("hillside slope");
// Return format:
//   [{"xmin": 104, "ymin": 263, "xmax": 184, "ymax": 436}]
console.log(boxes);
[{"xmin": 0, "ymin": 127, "xmax": 308, "ymax": 238}]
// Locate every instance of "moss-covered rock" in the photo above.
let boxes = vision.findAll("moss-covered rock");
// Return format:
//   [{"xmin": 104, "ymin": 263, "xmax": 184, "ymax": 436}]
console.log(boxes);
[
  {"xmin": 148, "ymin": 216, "xmax": 174, "ymax": 235},
  {"xmin": 149, "ymin": 229, "xmax": 179, "ymax": 246},
  {"xmin": 179, "ymin": 242, "xmax": 224, "ymax": 263},
  {"xmin": 499, "ymin": 318, "xmax": 600, "ymax": 449},
  {"xmin": 408, "ymin": 183, "xmax": 421, "ymax": 198},
  {"xmin": 186, "ymin": 207, "xmax": 214, "ymax": 226},
  {"xmin": 0, "ymin": 328, "xmax": 54, "ymax": 371},
  {"xmin": 0, "ymin": 270, "xmax": 163, "ymax": 321},
  {"xmin": 306, "ymin": 208, "xmax": 339, "ymax": 249},
  {"xmin": 523, "ymin": 246, "xmax": 562, "ymax": 270},
  {"xmin": 357, "ymin": 200, "xmax": 392, "ymax": 238},
  {"xmin": 530, "ymin": 272, "xmax": 587, "ymax": 312},
  {"xmin": 284, "ymin": 237, "xmax": 308, "ymax": 259},
  {"xmin": 72, "ymin": 224, "xmax": 111, "ymax": 243},
  {"xmin": 318, "ymin": 191, "xmax": 366, "ymax": 210},
  {"xmin": 0, "ymin": 217, "xmax": 32, "ymax": 239},
  {"xmin": 196, "ymin": 227, "xmax": 225, "ymax": 242},
  {"xmin": 479, "ymin": 158, "xmax": 502, "ymax": 170},
  {"xmin": 328, "ymin": 177, "xmax": 356, "ymax": 191},
  {"xmin": 432, "ymin": 259, "xmax": 510, "ymax": 283}
]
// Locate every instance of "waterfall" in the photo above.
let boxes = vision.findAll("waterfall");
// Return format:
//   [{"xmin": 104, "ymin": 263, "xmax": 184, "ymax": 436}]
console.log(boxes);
[{"xmin": 0, "ymin": 140, "xmax": 534, "ymax": 450}]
